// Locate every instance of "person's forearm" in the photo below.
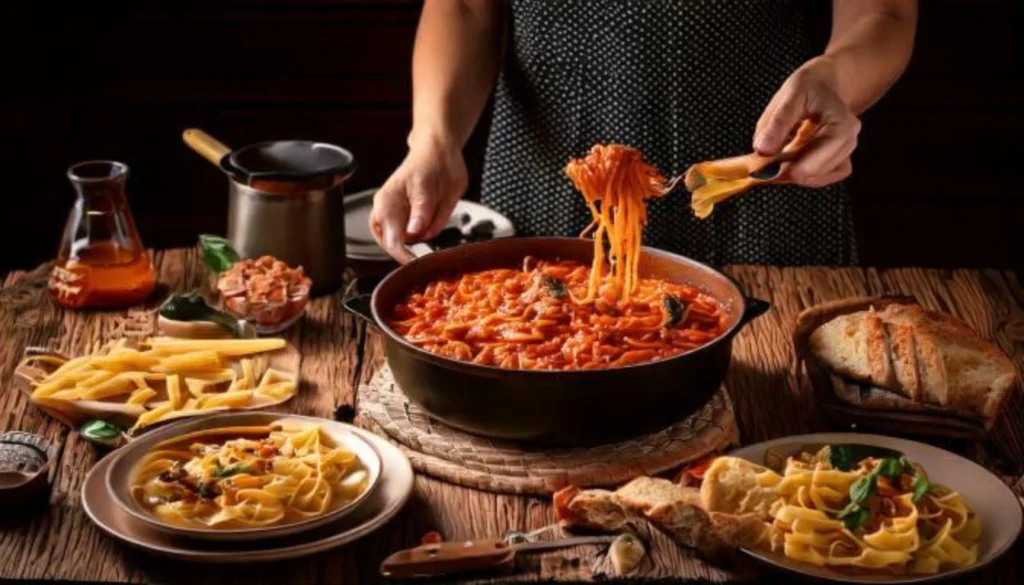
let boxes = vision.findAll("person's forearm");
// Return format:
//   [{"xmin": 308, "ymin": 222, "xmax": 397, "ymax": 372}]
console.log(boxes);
[
  {"xmin": 819, "ymin": 0, "xmax": 917, "ymax": 114},
  {"xmin": 408, "ymin": 0, "xmax": 505, "ymax": 151}
]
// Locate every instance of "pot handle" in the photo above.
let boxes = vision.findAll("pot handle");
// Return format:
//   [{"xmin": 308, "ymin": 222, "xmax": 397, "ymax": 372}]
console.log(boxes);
[
  {"xmin": 341, "ymin": 279, "xmax": 378, "ymax": 326},
  {"xmin": 739, "ymin": 297, "xmax": 771, "ymax": 327}
]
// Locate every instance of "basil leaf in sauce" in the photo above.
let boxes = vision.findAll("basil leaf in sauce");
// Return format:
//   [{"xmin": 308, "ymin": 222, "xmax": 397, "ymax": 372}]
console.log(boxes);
[
  {"xmin": 199, "ymin": 234, "xmax": 240, "ymax": 273},
  {"xmin": 213, "ymin": 464, "xmax": 253, "ymax": 479},
  {"xmin": 828, "ymin": 445, "xmax": 856, "ymax": 471},
  {"xmin": 839, "ymin": 506, "xmax": 871, "ymax": 531},
  {"xmin": 159, "ymin": 292, "xmax": 243, "ymax": 337},
  {"xmin": 663, "ymin": 295, "xmax": 686, "ymax": 326},
  {"xmin": 80, "ymin": 420, "xmax": 123, "ymax": 448},
  {"xmin": 849, "ymin": 474, "xmax": 877, "ymax": 505},
  {"xmin": 876, "ymin": 456, "xmax": 904, "ymax": 480},
  {"xmin": 542, "ymin": 276, "xmax": 567, "ymax": 298},
  {"xmin": 828, "ymin": 444, "xmax": 903, "ymax": 471},
  {"xmin": 912, "ymin": 474, "xmax": 932, "ymax": 503}
]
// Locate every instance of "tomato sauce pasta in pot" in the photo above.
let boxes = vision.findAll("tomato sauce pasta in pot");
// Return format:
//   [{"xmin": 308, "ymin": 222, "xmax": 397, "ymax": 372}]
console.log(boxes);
[{"xmin": 387, "ymin": 145, "xmax": 730, "ymax": 371}]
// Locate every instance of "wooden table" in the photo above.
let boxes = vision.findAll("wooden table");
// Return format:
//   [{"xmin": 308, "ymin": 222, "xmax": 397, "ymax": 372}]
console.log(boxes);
[{"xmin": 1, "ymin": 250, "xmax": 1021, "ymax": 584}]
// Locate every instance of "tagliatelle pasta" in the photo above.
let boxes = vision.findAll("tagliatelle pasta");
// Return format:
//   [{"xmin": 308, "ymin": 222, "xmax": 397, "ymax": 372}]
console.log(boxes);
[
  {"xmin": 765, "ymin": 447, "xmax": 981, "ymax": 574},
  {"xmin": 130, "ymin": 422, "xmax": 368, "ymax": 529}
]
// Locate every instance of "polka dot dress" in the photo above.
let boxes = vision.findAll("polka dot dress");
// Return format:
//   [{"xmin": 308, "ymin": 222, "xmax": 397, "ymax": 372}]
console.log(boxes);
[{"xmin": 480, "ymin": 0, "xmax": 856, "ymax": 266}]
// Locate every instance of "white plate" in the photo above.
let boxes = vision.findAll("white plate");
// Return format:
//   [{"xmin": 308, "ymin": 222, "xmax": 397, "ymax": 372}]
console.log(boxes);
[
  {"xmin": 82, "ymin": 423, "xmax": 413, "ymax": 562},
  {"xmin": 343, "ymin": 188, "xmax": 515, "ymax": 261},
  {"xmin": 732, "ymin": 433, "xmax": 1022, "ymax": 583}
]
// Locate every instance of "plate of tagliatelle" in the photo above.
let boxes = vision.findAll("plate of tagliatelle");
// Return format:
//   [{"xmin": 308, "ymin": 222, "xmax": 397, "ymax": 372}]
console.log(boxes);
[
  {"xmin": 729, "ymin": 433, "xmax": 1022, "ymax": 584},
  {"xmin": 103, "ymin": 412, "xmax": 383, "ymax": 542},
  {"xmin": 15, "ymin": 337, "xmax": 300, "ymax": 435}
]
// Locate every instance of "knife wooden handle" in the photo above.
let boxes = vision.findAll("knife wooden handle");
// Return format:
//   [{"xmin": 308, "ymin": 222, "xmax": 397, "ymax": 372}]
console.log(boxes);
[{"xmin": 379, "ymin": 538, "xmax": 516, "ymax": 579}]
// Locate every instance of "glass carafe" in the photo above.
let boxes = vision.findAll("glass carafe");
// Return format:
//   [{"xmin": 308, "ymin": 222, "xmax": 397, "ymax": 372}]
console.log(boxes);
[{"xmin": 49, "ymin": 161, "xmax": 156, "ymax": 308}]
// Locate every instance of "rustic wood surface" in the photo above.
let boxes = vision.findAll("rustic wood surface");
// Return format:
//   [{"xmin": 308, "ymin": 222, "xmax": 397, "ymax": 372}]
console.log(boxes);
[{"xmin": 0, "ymin": 249, "xmax": 1021, "ymax": 584}]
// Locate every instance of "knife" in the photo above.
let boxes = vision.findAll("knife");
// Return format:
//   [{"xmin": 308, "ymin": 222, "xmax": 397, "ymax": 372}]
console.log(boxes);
[{"xmin": 379, "ymin": 535, "xmax": 617, "ymax": 579}]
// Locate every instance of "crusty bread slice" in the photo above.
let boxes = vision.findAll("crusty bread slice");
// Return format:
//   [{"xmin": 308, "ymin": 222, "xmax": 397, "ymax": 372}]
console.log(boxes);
[
  {"xmin": 699, "ymin": 457, "xmax": 781, "ymax": 520},
  {"xmin": 552, "ymin": 486, "xmax": 628, "ymax": 533},
  {"xmin": 807, "ymin": 302, "xmax": 1016, "ymax": 421},
  {"xmin": 554, "ymin": 476, "xmax": 770, "ymax": 554}
]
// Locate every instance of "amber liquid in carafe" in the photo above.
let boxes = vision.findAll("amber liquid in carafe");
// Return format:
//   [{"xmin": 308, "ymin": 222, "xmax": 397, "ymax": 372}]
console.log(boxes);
[{"xmin": 49, "ymin": 161, "xmax": 156, "ymax": 309}]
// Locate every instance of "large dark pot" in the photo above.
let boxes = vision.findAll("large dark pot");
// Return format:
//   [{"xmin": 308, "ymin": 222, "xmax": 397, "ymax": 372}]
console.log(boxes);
[{"xmin": 344, "ymin": 237, "xmax": 768, "ymax": 445}]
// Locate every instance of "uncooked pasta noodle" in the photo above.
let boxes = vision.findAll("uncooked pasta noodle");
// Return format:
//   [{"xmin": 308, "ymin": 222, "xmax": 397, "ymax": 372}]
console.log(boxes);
[{"xmin": 130, "ymin": 421, "xmax": 369, "ymax": 529}]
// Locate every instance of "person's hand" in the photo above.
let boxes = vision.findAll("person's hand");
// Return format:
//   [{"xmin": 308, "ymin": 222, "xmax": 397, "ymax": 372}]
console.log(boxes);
[
  {"xmin": 754, "ymin": 57, "xmax": 861, "ymax": 188},
  {"xmin": 369, "ymin": 134, "xmax": 468, "ymax": 263}
]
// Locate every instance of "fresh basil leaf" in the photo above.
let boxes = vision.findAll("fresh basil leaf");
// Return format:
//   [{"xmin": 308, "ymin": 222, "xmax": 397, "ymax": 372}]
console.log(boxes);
[
  {"xmin": 849, "ymin": 474, "xmax": 877, "ymax": 505},
  {"xmin": 542, "ymin": 276, "xmax": 567, "ymax": 298},
  {"xmin": 876, "ymin": 456, "xmax": 903, "ymax": 480},
  {"xmin": 828, "ymin": 444, "xmax": 903, "ymax": 471},
  {"xmin": 663, "ymin": 295, "xmax": 686, "ymax": 326},
  {"xmin": 199, "ymin": 234, "xmax": 240, "ymax": 273},
  {"xmin": 212, "ymin": 464, "xmax": 252, "ymax": 479},
  {"xmin": 841, "ymin": 507, "xmax": 871, "ymax": 531},
  {"xmin": 158, "ymin": 292, "xmax": 243, "ymax": 337},
  {"xmin": 899, "ymin": 455, "xmax": 912, "ymax": 473},
  {"xmin": 912, "ymin": 474, "xmax": 931, "ymax": 503},
  {"xmin": 80, "ymin": 420, "xmax": 122, "ymax": 447},
  {"xmin": 828, "ymin": 445, "xmax": 856, "ymax": 471}
]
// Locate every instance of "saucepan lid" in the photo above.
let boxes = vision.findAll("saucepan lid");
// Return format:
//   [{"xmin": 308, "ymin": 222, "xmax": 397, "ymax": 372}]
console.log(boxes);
[
  {"xmin": 183, "ymin": 129, "xmax": 357, "ymax": 185},
  {"xmin": 227, "ymin": 140, "xmax": 356, "ymax": 182}
]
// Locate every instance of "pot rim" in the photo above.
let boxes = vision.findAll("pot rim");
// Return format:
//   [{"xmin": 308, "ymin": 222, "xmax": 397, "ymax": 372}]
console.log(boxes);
[{"xmin": 368, "ymin": 236, "xmax": 759, "ymax": 376}]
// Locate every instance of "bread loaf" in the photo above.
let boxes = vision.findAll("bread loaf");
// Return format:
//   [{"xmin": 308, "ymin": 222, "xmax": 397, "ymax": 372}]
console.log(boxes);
[
  {"xmin": 554, "ymin": 467, "xmax": 774, "ymax": 553},
  {"xmin": 806, "ymin": 301, "xmax": 1016, "ymax": 422}
]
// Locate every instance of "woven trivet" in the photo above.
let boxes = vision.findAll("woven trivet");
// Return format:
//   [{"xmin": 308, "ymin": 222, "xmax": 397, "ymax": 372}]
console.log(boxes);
[{"xmin": 355, "ymin": 364, "xmax": 738, "ymax": 495}]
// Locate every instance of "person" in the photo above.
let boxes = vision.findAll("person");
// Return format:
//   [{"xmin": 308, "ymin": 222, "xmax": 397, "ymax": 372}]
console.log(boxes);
[{"xmin": 370, "ymin": 0, "xmax": 917, "ymax": 265}]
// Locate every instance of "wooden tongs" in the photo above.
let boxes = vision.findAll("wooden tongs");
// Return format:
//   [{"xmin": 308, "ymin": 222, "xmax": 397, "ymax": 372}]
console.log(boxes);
[{"xmin": 683, "ymin": 119, "xmax": 819, "ymax": 218}]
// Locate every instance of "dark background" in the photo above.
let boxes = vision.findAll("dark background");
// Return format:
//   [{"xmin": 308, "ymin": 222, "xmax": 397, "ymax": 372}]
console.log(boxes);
[{"xmin": 3, "ymin": 0, "xmax": 1020, "ymax": 272}]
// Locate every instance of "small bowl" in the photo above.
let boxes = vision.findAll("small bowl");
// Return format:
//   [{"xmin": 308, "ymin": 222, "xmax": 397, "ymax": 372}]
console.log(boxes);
[{"xmin": 104, "ymin": 412, "xmax": 383, "ymax": 542}]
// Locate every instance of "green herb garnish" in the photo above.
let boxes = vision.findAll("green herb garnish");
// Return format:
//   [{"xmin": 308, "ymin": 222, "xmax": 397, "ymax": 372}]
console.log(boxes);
[
  {"xmin": 663, "ymin": 295, "xmax": 686, "ymax": 326},
  {"xmin": 197, "ymin": 481, "xmax": 218, "ymax": 499},
  {"xmin": 828, "ymin": 445, "xmax": 856, "ymax": 471},
  {"xmin": 850, "ymin": 474, "xmax": 877, "ymax": 504},
  {"xmin": 80, "ymin": 420, "xmax": 123, "ymax": 448},
  {"xmin": 876, "ymin": 456, "xmax": 904, "ymax": 480},
  {"xmin": 839, "ymin": 506, "xmax": 872, "ymax": 531},
  {"xmin": 199, "ymin": 234, "xmax": 240, "ymax": 273},
  {"xmin": 542, "ymin": 276, "xmax": 567, "ymax": 298},
  {"xmin": 912, "ymin": 474, "xmax": 932, "ymax": 503},
  {"xmin": 212, "ymin": 464, "xmax": 253, "ymax": 479},
  {"xmin": 828, "ymin": 444, "xmax": 902, "ymax": 471},
  {"xmin": 159, "ymin": 291, "xmax": 243, "ymax": 337}
]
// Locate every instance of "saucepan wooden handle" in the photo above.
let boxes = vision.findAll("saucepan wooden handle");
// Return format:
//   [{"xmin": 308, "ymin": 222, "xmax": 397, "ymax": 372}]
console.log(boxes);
[
  {"xmin": 379, "ymin": 538, "xmax": 516, "ymax": 579},
  {"xmin": 182, "ymin": 128, "xmax": 232, "ymax": 166}
]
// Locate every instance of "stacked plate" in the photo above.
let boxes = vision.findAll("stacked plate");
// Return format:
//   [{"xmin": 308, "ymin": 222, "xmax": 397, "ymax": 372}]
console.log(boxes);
[
  {"xmin": 81, "ymin": 412, "xmax": 414, "ymax": 562},
  {"xmin": 344, "ymin": 188, "xmax": 515, "ymax": 262}
]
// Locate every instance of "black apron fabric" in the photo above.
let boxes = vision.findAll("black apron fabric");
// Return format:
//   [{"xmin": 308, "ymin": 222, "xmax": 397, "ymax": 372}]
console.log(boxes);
[{"xmin": 480, "ymin": 0, "xmax": 856, "ymax": 266}]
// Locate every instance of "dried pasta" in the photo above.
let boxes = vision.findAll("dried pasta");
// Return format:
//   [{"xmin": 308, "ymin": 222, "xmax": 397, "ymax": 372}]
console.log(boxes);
[{"xmin": 17, "ymin": 338, "xmax": 297, "ymax": 432}]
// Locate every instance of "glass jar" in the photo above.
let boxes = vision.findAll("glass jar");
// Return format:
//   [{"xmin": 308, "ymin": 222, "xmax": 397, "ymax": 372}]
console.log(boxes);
[{"xmin": 49, "ymin": 161, "xmax": 156, "ymax": 308}]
